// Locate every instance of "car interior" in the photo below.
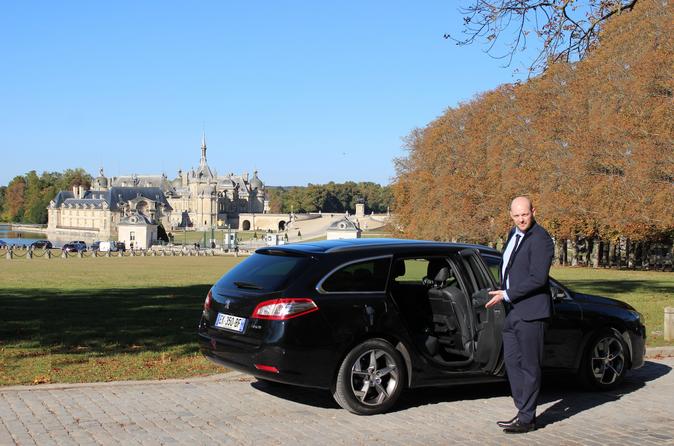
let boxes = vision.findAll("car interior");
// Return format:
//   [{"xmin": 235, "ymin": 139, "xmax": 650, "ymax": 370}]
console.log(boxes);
[{"xmin": 390, "ymin": 255, "xmax": 498, "ymax": 368}]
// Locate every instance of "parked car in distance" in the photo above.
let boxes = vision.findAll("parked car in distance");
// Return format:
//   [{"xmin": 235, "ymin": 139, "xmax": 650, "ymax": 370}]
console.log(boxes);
[
  {"xmin": 198, "ymin": 238, "xmax": 646, "ymax": 415},
  {"xmin": 62, "ymin": 241, "xmax": 87, "ymax": 253},
  {"xmin": 0, "ymin": 240, "xmax": 7, "ymax": 248},
  {"xmin": 116, "ymin": 241, "xmax": 126, "ymax": 252},
  {"xmin": 30, "ymin": 240, "xmax": 53, "ymax": 249},
  {"xmin": 91, "ymin": 241, "xmax": 101, "ymax": 252}
]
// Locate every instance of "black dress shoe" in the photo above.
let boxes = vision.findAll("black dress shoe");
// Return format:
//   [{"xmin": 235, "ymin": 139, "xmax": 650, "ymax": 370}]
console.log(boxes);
[
  {"xmin": 503, "ymin": 420, "xmax": 536, "ymax": 434},
  {"xmin": 496, "ymin": 416, "xmax": 518, "ymax": 428}
]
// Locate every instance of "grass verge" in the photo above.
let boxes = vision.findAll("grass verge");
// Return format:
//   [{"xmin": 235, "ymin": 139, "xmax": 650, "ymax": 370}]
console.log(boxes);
[{"xmin": 0, "ymin": 257, "xmax": 671, "ymax": 386}]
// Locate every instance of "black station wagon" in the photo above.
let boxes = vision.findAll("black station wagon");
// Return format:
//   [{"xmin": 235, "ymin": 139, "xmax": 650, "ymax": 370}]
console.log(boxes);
[{"xmin": 198, "ymin": 238, "xmax": 646, "ymax": 415}]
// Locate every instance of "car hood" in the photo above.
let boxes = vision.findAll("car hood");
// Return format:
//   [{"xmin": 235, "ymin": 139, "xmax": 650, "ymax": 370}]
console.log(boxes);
[{"xmin": 571, "ymin": 292, "xmax": 635, "ymax": 311}]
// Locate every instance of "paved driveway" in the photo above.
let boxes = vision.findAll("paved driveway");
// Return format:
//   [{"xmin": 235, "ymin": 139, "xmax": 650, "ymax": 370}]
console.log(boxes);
[{"xmin": 1, "ymin": 358, "xmax": 672, "ymax": 445}]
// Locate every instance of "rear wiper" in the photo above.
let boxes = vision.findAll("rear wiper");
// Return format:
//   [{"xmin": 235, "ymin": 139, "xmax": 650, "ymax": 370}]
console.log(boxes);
[{"xmin": 233, "ymin": 281, "xmax": 263, "ymax": 290}]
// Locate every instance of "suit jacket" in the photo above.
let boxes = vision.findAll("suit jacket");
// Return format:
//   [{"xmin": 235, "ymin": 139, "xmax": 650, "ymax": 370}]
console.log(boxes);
[{"xmin": 501, "ymin": 221, "xmax": 554, "ymax": 321}]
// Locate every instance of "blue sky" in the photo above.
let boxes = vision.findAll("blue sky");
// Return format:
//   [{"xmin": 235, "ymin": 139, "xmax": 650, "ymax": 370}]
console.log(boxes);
[{"xmin": 1, "ymin": 1, "xmax": 534, "ymax": 187}]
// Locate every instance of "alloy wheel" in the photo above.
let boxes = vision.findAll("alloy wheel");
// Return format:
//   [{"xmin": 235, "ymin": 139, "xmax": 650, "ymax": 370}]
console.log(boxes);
[
  {"xmin": 350, "ymin": 348, "xmax": 400, "ymax": 406},
  {"xmin": 590, "ymin": 336, "xmax": 625, "ymax": 385}
]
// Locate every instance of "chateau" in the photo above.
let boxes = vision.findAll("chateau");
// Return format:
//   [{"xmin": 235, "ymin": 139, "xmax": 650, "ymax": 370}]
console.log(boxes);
[{"xmin": 47, "ymin": 135, "xmax": 269, "ymax": 244}]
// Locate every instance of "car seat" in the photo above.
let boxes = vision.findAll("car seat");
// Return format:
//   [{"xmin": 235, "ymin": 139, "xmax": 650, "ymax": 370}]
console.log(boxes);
[{"xmin": 427, "ymin": 267, "xmax": 472, "ymax": 357}]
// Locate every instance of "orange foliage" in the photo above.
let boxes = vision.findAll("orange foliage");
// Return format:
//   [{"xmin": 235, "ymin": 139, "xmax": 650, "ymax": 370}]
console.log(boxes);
[{"xmin": 393, "ymin": 0, "xmax": 672, "ymax": 244}]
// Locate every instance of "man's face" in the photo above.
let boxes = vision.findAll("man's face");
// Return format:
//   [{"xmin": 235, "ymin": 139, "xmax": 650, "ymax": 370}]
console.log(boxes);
[{"xmin": 510, "ymin": 199, "xmax": 535, "ymax": 232}]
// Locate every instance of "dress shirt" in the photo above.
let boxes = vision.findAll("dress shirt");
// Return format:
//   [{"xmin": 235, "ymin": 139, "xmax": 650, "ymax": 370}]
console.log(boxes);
[{"xmin": 501, "ymin": 227, "xmax": 525, "ymax": 302}]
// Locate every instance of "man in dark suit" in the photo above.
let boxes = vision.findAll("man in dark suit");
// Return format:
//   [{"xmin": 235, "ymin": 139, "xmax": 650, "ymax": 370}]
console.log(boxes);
[{"xmin": 486, "ymin": 196, "xmax": 554, "ymax": 433}]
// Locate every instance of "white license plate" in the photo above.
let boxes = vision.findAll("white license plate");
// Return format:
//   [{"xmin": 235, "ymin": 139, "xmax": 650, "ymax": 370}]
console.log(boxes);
[{"xmin": 215, "ymin": 312, "xmax": 247, "ymax": 333}]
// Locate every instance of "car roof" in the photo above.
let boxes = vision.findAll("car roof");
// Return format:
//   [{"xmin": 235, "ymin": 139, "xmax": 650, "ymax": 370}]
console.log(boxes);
[{"xmin": 256, "ymin": 238, "xmax": 499, "ymax": 256}]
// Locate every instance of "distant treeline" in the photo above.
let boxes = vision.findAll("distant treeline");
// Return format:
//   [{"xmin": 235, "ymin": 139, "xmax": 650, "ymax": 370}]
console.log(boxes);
[
  {"xmin": 0, "ymin": 169, "xmax": 92, "ymax": 224},
  {"xmin": 267, "ymin": 182, "xmax": 392, "ymax": 214},
  {"xmin": 392, "ymin": 1, "xmax": 672, "ymax": 267},
  {"xmin": 0, "ymin": 170, "xmax": 392, "ymax": 224}
]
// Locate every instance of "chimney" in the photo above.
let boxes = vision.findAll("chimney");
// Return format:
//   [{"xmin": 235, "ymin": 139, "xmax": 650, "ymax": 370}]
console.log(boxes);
[
  {"xmin": 72, "ymin": 186, "xmax": 78, "ymax": 198},
  {"xmin": 78, "ymin": 185, "xmax": 84, "ymax": 198}
]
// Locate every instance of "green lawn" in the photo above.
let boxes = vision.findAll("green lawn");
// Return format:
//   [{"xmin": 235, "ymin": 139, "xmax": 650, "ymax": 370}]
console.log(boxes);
[
  {"xmin": 0, "ymin": 256, "xmax": 240, "ymax": 386},
  {"xmin": 0, "ymin": 256, "xmax": 671, "ymax": 386}
]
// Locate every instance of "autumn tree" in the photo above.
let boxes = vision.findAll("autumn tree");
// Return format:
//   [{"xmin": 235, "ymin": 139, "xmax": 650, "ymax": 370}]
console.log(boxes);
[
  {"xmin": 2, "ymin": 176, "xmax": 27, "ymax": 222},
  {"xmin": 0, "ymin": 168, "xmax": 93, "ymax": 224},
  {"xmin": 396, "ymin": 0, "xmax": 672, "ymax": 266}
]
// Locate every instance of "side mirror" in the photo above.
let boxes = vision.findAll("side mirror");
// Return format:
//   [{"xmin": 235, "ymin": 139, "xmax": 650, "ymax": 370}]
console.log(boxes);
[{"xmin": 552, "ymin": 287, "xmax": 566, "ymax": 302}]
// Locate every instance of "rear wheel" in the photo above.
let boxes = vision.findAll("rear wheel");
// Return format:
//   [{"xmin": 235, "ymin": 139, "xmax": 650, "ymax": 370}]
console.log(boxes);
[
  {"xmin": 578, "ymin": 328, "xmax": 628, "ymax": 390},
  {"xmin": 332, "ymin": 338, "xmax": 406, "ymax": 415}
]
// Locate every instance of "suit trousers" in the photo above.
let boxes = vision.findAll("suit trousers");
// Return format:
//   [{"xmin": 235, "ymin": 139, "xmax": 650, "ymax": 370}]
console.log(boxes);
[{"xmin": 502, "ymin": 310, "xmax": 546, "ymax": 424}]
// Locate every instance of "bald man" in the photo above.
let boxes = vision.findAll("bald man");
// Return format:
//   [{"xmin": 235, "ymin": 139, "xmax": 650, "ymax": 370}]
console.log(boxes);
[{"xmin": 486, "ymin": 196, "xmax": 554, "ymax": 433}]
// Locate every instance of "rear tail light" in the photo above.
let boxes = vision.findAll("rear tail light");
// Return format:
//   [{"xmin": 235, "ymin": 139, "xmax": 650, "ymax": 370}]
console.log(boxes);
[
  {"xmin": 251, "ymin": 298, "xmax": 318, "ymax": 320},
  {"xmin": 204, "ymin": 289, "xmax": 213, "ymax": 311}
]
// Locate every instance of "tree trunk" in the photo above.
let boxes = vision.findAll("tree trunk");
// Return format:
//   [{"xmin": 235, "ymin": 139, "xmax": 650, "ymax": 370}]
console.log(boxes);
[
  {"xmin": 555, "ymin": 238, "xmax": 565, "ymax": 266},
  {"xmin": 571, "ymin": 236, "xmax": 579, "ymax": 266},
  {"xmin": 627, "ymin": 239, "xmax": 636, "ymax": 269},
  {"xmin": 642, "ymin": 242, "xmax": 650, "ymax": 270},
  {"xmin": 591, "ymin": 238, "xmax": 601, "ymax": 268},
  {"xmin": 609, "ymin": 240, "xmax": 617, "ymax": 268}
]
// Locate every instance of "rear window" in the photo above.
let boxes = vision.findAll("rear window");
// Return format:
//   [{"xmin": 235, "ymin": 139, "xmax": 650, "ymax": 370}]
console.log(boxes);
[
  {"xmin": 320, "ymin": 257, "xmax": 391, "ymax": 292},
  {"xmin": 216, "ymin": 252, "xmax": 312, "ymax": 292}
]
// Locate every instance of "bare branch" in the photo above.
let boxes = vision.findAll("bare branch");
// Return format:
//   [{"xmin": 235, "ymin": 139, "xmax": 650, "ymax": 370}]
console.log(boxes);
[{"xmin": 449, "ymin": 0, "xmax": 641, "ymax": 74}]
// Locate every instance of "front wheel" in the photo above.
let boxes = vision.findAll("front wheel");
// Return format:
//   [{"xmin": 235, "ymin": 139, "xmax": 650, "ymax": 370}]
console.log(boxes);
[
  {"xmin": 578, "ymin": 328, "xmax": 628, "ymax": 390},
  {"xmin": 332, "ymin": 338, "xmax": 406, "ymax": 415}
]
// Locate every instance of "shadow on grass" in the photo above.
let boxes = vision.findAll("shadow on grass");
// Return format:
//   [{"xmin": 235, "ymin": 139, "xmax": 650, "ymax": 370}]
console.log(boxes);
[
  {"xmin": 0, "ymin": 285, "xmax": 211, "ymax": 355},
  {"xmin": 559, "ymin": 279, "xmax": 673, "ymax": 296}
]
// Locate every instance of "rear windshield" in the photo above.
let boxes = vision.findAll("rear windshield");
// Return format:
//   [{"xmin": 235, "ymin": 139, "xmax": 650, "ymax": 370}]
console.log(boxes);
[{"xmin": 215, "ymin": 252, "xmax": 312, "ymax": 292}]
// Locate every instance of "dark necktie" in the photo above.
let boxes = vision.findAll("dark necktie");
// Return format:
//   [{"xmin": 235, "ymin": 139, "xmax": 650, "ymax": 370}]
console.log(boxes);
[{"xmin": 505, "ymin": 234, "xmax": 521, "ymax": 281}]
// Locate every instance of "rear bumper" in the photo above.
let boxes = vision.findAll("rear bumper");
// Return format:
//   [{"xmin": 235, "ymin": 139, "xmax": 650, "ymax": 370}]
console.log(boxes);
[{"xmin": 197, "ymin": 318, "xmax": 338, "ymax": 389}]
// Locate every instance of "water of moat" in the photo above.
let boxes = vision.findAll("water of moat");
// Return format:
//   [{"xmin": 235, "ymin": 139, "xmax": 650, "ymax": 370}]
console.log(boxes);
[{"xmin": 0, "ymin": 224, "xmax": 48, "ymax": 247}]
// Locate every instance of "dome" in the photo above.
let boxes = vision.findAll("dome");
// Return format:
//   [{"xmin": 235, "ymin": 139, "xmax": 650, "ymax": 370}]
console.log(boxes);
[{"xmin": 250, "ymin": 171, "xmax": 263, "ymax": 189}]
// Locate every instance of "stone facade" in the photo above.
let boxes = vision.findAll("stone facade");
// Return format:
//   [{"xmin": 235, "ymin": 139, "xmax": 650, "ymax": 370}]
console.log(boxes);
[
  {"xmin": 47, "ymin": 185, "xmax": 172, "ymax": 243},
  {"xmin": 100, "ymin": 134, "xmax": 269, "ymax": 230},
  {"xmin": 47, "ymin": 133, "xmax": 269, "ymax": 241},
  {"xmin": 237, "ymin": 213, "xmax": 292, "ymax": 232},
  {"xmin": 117, "ymin": 212, "xmax": 158, "ymax": 250},
  {"xmin": 326, "ymin": 217, "xmax": 361, "ymax": 240}
]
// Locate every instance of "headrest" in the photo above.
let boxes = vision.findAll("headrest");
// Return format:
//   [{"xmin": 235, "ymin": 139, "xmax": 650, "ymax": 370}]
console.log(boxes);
[
  {"xmin": 434, "ymin": 267, "xmax": 450, "ymax": 283},
  {"xmin": 426, "ymin": 259, "xmax": 447, "ymax": 279}
]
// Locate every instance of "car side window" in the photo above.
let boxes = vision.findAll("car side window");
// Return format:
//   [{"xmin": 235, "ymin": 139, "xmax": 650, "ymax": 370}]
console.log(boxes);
[
  {"xmin": 480, "ymin": 254, "xmax": 501, "ymax": 287},
  {"xmin": 321, "ymin": 258, "xmax": 391, "ymax": 292},
  {"xmin": 394, "ymin": 259, "xmax": 429, "ymax": 283}
]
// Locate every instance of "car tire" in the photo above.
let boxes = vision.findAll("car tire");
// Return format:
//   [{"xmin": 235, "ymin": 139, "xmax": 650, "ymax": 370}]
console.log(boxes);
[
  {"xmin": 332, "ymin": 338, "xmax": 406, "ymax": 415},
  {"xmin": 578, "ymin": 328, "xmax": 628, "ymax": 390}
]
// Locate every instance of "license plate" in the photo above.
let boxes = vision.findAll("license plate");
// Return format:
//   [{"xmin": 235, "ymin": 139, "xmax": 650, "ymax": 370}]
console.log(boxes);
[{"xmin": 215, "ymin": 312, "xmax": 246, "ymax": 333}]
